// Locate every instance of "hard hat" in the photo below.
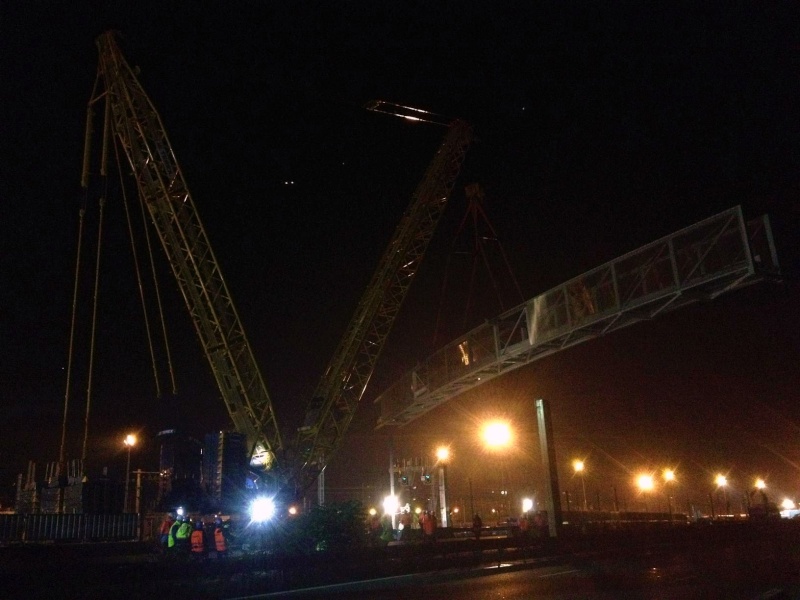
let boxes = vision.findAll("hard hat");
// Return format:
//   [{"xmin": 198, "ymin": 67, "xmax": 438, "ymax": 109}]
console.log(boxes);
[
  {"xmin": 195, "ymin": 521, "xmax": 203, "ymax": 529},
  {"xmin": 214, "ymin": 517, "xmax": 222, "ymax": 525}
]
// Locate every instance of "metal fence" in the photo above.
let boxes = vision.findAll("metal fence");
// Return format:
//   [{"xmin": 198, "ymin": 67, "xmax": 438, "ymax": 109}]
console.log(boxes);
[{"xmin": 0, "ymin": 513, "xmax": 138, "ymax": 543}]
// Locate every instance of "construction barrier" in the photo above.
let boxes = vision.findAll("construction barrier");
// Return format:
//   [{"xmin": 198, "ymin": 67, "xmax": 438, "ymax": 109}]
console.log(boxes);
[{"xmin": 0, "ymin": 513, "xmax": 138, "ymax": 543}]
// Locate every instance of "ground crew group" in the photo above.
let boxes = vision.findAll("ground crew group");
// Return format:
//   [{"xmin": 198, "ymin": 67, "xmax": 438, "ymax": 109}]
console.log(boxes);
[{"xmin": 159, "ymin": 513, "xmax": 228, "ymax": 560}]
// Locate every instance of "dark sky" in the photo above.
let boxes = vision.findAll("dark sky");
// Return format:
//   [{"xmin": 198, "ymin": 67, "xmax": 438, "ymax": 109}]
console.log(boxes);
[{"xmin": 1, "ymin": 2, "xmax": 799, "ymax": 512}]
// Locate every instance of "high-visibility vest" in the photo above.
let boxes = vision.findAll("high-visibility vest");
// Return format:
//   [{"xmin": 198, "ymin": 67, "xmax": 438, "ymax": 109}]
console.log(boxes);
[
  {"xmin": 191, "ymin": 529, "xmax": 205, "ymax": 553},
  {"xmin": 176, "ymin": 522, "xmax": 192, "ymax": 540},
  {"xmin": 214, "ymin": 527, "xmax": 227, "ymax": 552},
  {"xmin": 168, "ymin": 522, "xmax": 181, "ymax": 548},
  {"xmin": 160, "ymin": 519, "xmax": 174, "ymax": 536}
]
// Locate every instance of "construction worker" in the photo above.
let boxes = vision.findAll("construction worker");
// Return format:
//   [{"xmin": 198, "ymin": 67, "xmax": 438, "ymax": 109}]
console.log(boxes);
[
  {"xmin": 214, "ymin": 517, "xmax": 228, "ymax": 559},
  {"xmin": 167, "ymin": 515, "xmax": 182, "ymax": 554},
  {"xmin": 190, "ymin": 520, "xmax": 206, "ymax": 560},
  {"xmin": 472, "ymin": 513, "xmax": 483, "ymax": 540},
  {"xmin": 158, "ymin": 513, "xmax": 174, "ymax": 554},
  {"xmin": 175, "ymin": 515, "xmax": 193, "ymax": 554},
  {"xmin": 422, "ymin": 510, "xmax": 437, "ymax": 542}
]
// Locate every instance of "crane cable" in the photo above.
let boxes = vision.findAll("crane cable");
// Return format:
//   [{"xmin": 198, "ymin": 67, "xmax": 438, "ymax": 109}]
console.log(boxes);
[
  {"xmin": 135, "ymin": 158, "xmax": 178, "ymax": 396},
  {"xmin": 113, "ymin": 132, "xmax": 169, "ymax": 399},
  {"xmin": 431, "ymin": 184, "xmax": 524, "ymax": 348},
  {"xmin": 80, "ymin": 84, "xmax": 113, "ymax": 463},
  {"xmin": 80, "ymin": 189, "xmax": 105, "ymax": 463},
  {"xmin": 59, "ymin": 205, "xmax": 85, "ymax": 468}
]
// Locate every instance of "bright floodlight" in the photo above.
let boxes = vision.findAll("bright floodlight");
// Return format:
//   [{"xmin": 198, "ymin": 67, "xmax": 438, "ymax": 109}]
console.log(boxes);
[
  {"xmin": 522, "ymin": 498, "xmax": 534, "ymax": 513},
  {"xmin": 637, "ymin": 474, "xmax": 654, "ymax": 492},
  {"xmin": 573, "ymin": 460, "xmax": 585, "ymax": 473},
  {"xmin": 781, "ymin": 498, "xmax": 796, "ymax": 510},
  {"xmin": 383, "ymin": 495, "xmax": 399, "ymax": 516},
  {"xmin": 436, "ymin": 446, "xmax": 450, "ymax": 461},
  {"xmin": 755, "ymin": 478, "xmax": 766, "ymax": 490},
  {"xmin": 249, "ymin": 497, "xmax": 276, "ymax": 523},
  {"xmin": 482, "ymin": 421, "xmax": 511, "ymax": 448},
  {"xmin": 663, "ymin": 469, "xmax": 675, "ymax": 482},
  {"xmin": 715, "ymin": 474, "xmax": 728, "ymax": 487},
  {"xmin": 124, "ymin": 434, "xmax": 137, "ymax": 447}
]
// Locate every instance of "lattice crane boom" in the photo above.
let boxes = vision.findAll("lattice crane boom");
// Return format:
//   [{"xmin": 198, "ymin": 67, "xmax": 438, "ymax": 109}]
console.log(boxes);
[
  {"xmin": 294, "ymin": 104, "xmax": 473, "ymax": 486},
  {"xmin": 91, "ymin": 34, "xmax": 473, "ymax": 496},
  {"xmin": 93, "ymin": 32, "xmax": 282, "ymax": 465}
]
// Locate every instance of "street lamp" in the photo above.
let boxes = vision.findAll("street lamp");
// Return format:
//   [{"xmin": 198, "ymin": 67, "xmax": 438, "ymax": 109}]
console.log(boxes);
[
  {"xmin": 636, "ymin": 473, "xmax": 654, "ymax": 512},
  {"xmin": 715, "ymin": 474, "xmax": 730, "ymax": 516},
  {"xmin": 435, "ymin": 446, "xmax": 451, "ymax": 526},
  {"xmin": 573, "ymin": 460, "xmax": 587, "ymax": 511},
  {"xmin": 123, "ymin": 434, "xmax": 137, "ymax": 513},
  {"xmin": 663, "ymin": 469, "xmax": 676, "ymax": 520},
  {"xmin": 482, "ymin": 421, "xmax": 512, "ymax": 449},
  {"xmin": 480, "ymin": 421, "xmax": 512, "ymax": 518}
]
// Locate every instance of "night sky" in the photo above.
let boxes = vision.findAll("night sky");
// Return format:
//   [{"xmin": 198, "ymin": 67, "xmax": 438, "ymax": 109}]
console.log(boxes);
[{"xmin": 2, "ymin": 3, "xmax": 799, "ymax": 513}]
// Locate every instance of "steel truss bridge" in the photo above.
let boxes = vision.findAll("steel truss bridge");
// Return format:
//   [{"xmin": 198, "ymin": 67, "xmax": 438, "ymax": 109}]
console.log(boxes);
[{"xmin": 376, "ymin": 206, "xmax": 780, "ymax": 428}]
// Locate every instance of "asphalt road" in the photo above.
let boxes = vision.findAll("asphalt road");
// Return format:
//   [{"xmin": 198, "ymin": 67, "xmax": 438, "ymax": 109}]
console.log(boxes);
[
  {"xmin": 235, "ymin": 540, "xmax": 800, "ymax": 600},
  {"xmin": 4, "ymin": 524, "xmax": 800, "ymax": 599}
]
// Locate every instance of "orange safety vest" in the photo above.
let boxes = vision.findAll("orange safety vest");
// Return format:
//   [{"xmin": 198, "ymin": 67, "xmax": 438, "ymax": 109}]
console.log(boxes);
[
  {"xmin": 191, "ymin": 529, "xmax": 205, "ymax": 553},
  {"xmin": 214, "ymin": 527, "xmax": 227, "ymax": 552}
]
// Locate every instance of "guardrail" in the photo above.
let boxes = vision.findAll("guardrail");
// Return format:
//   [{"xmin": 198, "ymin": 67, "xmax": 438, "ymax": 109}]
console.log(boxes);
[{"xmin": 0, "ymin": 513, "xmax": 138, "ymax": 543}]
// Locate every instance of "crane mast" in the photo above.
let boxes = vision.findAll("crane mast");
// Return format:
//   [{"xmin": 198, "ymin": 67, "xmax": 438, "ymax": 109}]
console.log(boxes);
[
  {"xmin": 93, "ymin": 32, "xmax": 282, "ymax": 466},
  {"xmin": 295, "ymin": 104, "xmax": 473, "ymax": 489}
]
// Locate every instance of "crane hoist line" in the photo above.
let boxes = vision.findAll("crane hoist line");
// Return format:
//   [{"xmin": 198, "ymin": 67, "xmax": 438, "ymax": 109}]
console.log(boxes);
[{"xmin": 88, "ymin": 31, "xmax": 473, "ymax": 496}]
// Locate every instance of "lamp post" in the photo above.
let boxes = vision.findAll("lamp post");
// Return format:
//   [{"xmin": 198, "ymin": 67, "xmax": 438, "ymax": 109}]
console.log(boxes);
[
  {"xmin": 663, "ymin": 469, "xmax": 675, "ymax": 522},
  {"xmin": 715, "ymin": 474, "xmax": 729, "ymax": 516},
  {"xmin": 573, "ymin": 460, "xmax": 587, "ymax": 511},
  {"xmin": 636, "ymin": 473, "xmax": 654, "ymax": 513},
  {"xmin": 123, "ymin": 434, "xmax": 137, "ymax": 513},
  {"xmin": 481, "ymin": 420, "xmax": 512, "ymax": 519},
  {"xmin": 754, "ymin": 478, "xmax": 767, "ymax": 514},
  {"xmin": 435, "ymin": 446, "xmax": 450, "ymax": 527}
]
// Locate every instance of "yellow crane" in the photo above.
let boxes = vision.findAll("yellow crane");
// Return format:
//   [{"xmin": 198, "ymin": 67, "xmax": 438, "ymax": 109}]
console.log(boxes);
[{"xmin": 88, "ymin": 32, "xmax": 473, "ymax": 499}]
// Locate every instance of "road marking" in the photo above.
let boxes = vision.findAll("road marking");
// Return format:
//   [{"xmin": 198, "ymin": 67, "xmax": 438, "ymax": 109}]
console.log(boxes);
[{"xmin": 538, "ymin": 568, "xmax": 581, "ymax": 578}]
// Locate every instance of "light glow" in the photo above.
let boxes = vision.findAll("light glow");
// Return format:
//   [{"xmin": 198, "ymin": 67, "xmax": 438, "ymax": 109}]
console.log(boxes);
[
  {"xmin": 781, "ymin": 498, "xmax": 796, "ymax": 510},
  {"xmin": 636, "ymin": 474, "xmax": 654, "ymax": 492},
  {"xmin": 755, "ymin": 478, "xmax": 766, "ymax": 490},
  {"xmin": 249, "ymin": 496, "xmax": 276, "ymax": 523},
  {"xmin": 124, "ymin": 434, "xmax": 137, "ymax": 448},
  {"xmin": 663, "ymin": 469, "xmax": 675, "ymax": 482},
  {"xmin": 482, "ymin": 421, "xmax": 512, "ymax": 448},
  {"xmin": 715, "ymin": 474, "xmax": 728, "ymax": 488},
  {"xmin": 383, "ymin": 495, "xmax": 399, "ymax": 515},
  {"xmin": 573, "ymin": 460, "xmax": 585, "ymax": 473},
  {"xmin": 522, "ymin": 498, "xmax": 534, "ymax": 513},
  {"xmin": 436, "ymin": 446, "xmax": 450, "ymax": 461}
]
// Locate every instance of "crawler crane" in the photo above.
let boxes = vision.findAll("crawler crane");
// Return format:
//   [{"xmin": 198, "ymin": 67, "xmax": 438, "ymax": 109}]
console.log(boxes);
[{"xmin": 88, "ymin": 32, "xmax": 473, "ymax": 501}]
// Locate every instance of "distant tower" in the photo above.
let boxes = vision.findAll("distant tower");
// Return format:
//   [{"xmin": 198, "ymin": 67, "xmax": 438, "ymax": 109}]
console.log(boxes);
[
  {"xmin": 157, "ymin": 429, "xmax": 202, "ymax": 509},
  {"xmin": 203, "ymin": 431, "xmax": 248, "ymax": 512}
]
